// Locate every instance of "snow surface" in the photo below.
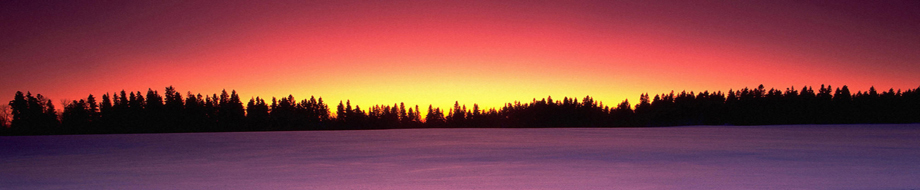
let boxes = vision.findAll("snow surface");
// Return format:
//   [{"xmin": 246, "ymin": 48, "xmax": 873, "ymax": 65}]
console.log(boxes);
[{"xmin": 2, "ymin": 124, "xmax": 920, "ymax": 189}]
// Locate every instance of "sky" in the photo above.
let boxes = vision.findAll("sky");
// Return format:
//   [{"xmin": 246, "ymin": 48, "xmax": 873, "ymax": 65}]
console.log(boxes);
[{"xmin": 2, "ymin": 0, "xmax": 919, "ymax": 112}]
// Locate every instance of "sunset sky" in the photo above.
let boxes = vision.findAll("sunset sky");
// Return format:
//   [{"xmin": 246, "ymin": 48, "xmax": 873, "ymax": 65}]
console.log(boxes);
[{"xmin": 2, "ymin": 0, "xmax": 918, "ymax": 112}]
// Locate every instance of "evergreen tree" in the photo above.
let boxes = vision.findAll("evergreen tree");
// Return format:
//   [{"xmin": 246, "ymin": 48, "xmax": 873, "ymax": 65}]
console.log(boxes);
[
  {"xmin": 7, "ymin": 84, "xmax": 920, "ymax": 135},
  {"xmin": 425, "ymin": 105, "xmax": 445, "ymax": 127},
  {"xmin": 399, "ymin": 102, "xmax": 407, "ymax": 124},
  {"xmin": 8, "ymin": 91, "xmax": 29, "ymax": 133},
  {"xmin": 336, "ymin": 101, "xmax": 346, "ymax": 123},
  {"xmin": 246, "ymin": 97, "xmax": 270, "ymax": 131},
  {"xmin": 62, "ymin": 99, "xmax": 90, "ymax": 133}
]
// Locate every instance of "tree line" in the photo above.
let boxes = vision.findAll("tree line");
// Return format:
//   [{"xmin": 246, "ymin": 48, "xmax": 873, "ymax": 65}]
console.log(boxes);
[{"xmin": 2, "ymin": 84, "xmax": 919, "ymax": 135}]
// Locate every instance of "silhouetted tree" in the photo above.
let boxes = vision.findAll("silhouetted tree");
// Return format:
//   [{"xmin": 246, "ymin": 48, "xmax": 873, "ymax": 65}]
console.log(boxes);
[
  {"xmin": 184, "ymin": 93, "xmax": 209, "ymax": 132},
  {"xmin": 216, "ymin": 90, "xmax": 245, "ymax": 131},
  {"xmin": 247, "ymin": 97, "xmax": 270, "ymax": 131},
  {"xmin": 7, "ymin": 92, "xmax": 29, "ymax": 134},
  {"xmin": 8, "ymin": 92, "xmax": 60, "ymax": 135},
  {"xmin": 0, "ymin": 105, "xmax": 10, "ymax": 134},
  {"xmin": 7, "ymin": 84, "xmax": 920, "ymax": 135},
  {"xmin": 62, "ymin": 99, "xmax": 91, "ymax": 133},
  {"xmin": 425, "ymin": 105, "xmax": 445, "ymax": 127},
  {"xmin": 612, "ymin": 99, "xmax": 632, "ymax": 126},
  {"xmin": 163, "ymin": 86, "xmax": 183, "ymax": 132}
]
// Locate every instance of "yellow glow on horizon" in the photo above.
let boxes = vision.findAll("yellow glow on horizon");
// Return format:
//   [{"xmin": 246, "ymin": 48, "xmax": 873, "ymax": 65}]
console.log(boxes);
[{"xmin": 5, "ymin": 1, "xmax": 917, "ymax": 115}]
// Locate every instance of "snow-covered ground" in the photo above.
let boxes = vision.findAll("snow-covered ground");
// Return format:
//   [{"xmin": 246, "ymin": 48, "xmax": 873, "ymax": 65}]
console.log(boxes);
[{"xmin": 2, "ymin": 124, "xmax": 919, "ymax": 189}]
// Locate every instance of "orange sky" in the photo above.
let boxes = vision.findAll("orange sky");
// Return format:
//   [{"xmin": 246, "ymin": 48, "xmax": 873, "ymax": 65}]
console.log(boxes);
[{"xmin": 2, "ymin": 1, "xmax": 918, "ymax": 113}]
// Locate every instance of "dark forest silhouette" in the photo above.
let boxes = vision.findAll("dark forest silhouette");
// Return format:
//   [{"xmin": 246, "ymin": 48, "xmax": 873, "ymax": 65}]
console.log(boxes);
[{"xmin": 3, "ymin": 84, "xmax": 919, "ymax": 135}]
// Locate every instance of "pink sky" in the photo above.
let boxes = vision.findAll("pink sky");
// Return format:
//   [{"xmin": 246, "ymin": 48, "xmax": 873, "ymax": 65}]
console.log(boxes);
[{"xmin": 2, "ymin": 0, "xmax": 918, "ymax": 111}]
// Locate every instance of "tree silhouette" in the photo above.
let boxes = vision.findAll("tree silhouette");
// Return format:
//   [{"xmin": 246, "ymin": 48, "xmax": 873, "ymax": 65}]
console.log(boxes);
[
  {"xmin": 425, "ymin": 105, "xmax": 445, "ymax": 127},
  {"xmin": 0, "ymin": 104, "xmax": 10, "ymax": 133},
  {"xmin": 8, "ymin": 92, "xmax": 60, "ymax": 135},
  {"xmin": 217, "ymin": 90, "xmax": 245, "ymax": 131},
  {"xmin": 62, "ymin": 99, "xmax": 89, "ymax": 133},
  {"xmin": 4, "ymin": 84, "xmax": 920, "ymax": 135},
  {"xmin": 246, "ymin": 97, "xmax": 270, "ymax": 131}
]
